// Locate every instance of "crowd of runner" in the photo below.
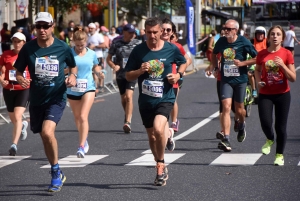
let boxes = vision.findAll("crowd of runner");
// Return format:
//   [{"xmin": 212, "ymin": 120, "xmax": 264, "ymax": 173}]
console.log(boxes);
[{"xmin": 0, "ymin": 12, "xmax": 297, "ymax": 191}]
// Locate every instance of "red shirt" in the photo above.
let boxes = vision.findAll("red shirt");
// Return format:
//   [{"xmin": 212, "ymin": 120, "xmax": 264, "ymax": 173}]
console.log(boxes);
[
  {"xmin": 172, "ymin": 42, "xmax": 186, "ymax": 88},
  {"xmin": 256, "ymin": 47, "xmax": 293, "ymax": 95},
  {"xmin": 0, "ymin": 50, "xmax": 30, "ymax": 90}
]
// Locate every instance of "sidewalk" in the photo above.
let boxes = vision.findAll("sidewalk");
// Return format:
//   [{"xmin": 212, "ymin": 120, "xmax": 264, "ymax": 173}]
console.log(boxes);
[{"xmin": 185, "ymin": 58, "xmax": 209, "ymax": 75}]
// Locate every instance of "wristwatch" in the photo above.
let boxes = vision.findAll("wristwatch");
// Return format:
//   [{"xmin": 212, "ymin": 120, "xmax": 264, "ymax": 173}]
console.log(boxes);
[
  {"xmin": 178, "ymin": 72, "xmax": 183, "ymax": 78},
  {"xmin": 70, "ymin": 73, "xmax": 77, "ymax": 78}
]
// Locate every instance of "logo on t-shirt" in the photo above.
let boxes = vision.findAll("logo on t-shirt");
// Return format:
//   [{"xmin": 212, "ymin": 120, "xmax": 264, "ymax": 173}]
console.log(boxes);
[
  {"xmin": 223, "ymin": 48, "xmax": 235, "ymax": 60},
  {"xmin": 265, "ymin": 60, "xmax": 283, "ymax": 85},
  {"xmin": 148, "ymin": 59, "xmax": 164, "ymax": 79}
]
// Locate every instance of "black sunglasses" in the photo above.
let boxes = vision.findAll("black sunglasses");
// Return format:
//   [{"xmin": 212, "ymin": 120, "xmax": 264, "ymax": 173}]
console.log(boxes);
[
  {"xmin": 223, "ymin": 27, "xmax": 236, "ymax": 32},
  {"xmin": 163, "ymin": 28, "xmax": 172, "ymax": 33},
  {"xmin": 36, "ymin": 24, "xmax": 52, "ymax": 30}
]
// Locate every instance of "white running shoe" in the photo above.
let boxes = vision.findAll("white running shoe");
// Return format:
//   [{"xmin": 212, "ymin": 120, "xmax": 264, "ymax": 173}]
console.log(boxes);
[
  {"xmin": 20, "ymin": 121, "xmax": 28, "ymax": 141},
  {"xmin": 84, "ymin": 140, "xmax": 89, "ymax": 154}
]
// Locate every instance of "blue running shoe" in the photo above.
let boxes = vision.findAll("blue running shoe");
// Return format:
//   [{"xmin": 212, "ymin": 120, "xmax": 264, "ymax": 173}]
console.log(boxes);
[
  {"xmin": 48, "ymin": 169, "xmax": 66, "ymax": 192},
  {"xmin": 84, "ymin": 140, "xmax": 89, "ymax": 154},
  {"xmin": 77, "ymin": 146, "xmax": 85, "ymax": 158},
  {"xmin": 9, "ymin": 144, "xmax": 17, "ymax": 156}
]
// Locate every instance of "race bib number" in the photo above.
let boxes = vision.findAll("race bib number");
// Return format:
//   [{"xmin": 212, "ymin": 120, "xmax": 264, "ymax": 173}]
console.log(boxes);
[
  {"xmin": 71, "ymin": 79, "xmax": 88, "ymax": 92},
  {"xmin": 142, "ymin": 79, "xmax": 164, "ymax": 98},
  {"xmin": 224, "ymin": 64, "xmax": 240, "ymax": 77},
  {"xmin": 35, "ymin": 58, "xmax": 59, "ymax": 76},
  {"xmin": 9, "ymin": 70, "xmax": 26, "ymax": 81},
  {"xmin": 122, "ymin": 58, "xmax": 128, "ymax": 68}
]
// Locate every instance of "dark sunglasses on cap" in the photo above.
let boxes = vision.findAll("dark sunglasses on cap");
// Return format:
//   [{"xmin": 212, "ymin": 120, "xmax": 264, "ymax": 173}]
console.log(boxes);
[
  {"xmin": 163, "ymin": 28, "xmax": 172, "ymax": 33},
  {"xmin": 35, "ymin": 24, "xmax": 52, "ymax": 30},
  {"xmin": 223, "ymin": 27, "xmax": 236, "ymax": 32}
]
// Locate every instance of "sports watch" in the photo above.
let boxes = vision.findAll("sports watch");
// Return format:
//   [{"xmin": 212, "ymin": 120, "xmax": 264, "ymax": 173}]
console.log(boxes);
[{"xmin": 178, "ymin": 72, "xmax": 183, "ymax": 78}]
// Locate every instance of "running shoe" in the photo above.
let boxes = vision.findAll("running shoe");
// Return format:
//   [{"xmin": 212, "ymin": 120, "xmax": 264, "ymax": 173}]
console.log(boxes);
[
  {"xmin": 218, "ymin": 139, "xmax": 232, "ymax": 152},
  {"xmin": 123, "ymin": 122, "xmax": 131, "ymax": 134},
  {"xmin": 216, "ymin": 131, "xmax": 224, "ymax": 140},
  {"xmin": 9, "ymin": 144, "xmax": 17, "ymax": 156},
  {"xmin": 234, "ymin": 119, "xmax": 239, "ymax": 132},
  {"xmin": 84, "ymin": 140, "xmax": 89, "ymax": 154},
  {"xmin": 20, "ymin": 121, "xmax": 28, "ymax": 141},
  {"xmin": 76, "ymin": 146, "xmax": 85, "ymax": 158},
  {"xmin": 166, "ymin": 128, "xmax": 175, "ymax": 151},
  {"xmin": 154, "ymin": 162, "xmax": 168, "ymax": 186},
  {"xmin": 237, "ymin": 127, "xmax": 246, "ymax": 142},
  {"xmin": 274, "ymin": 154, "xmax": 284, "ymax": 166},
  {"xmin": 252, "ymin": 90, "xmax": 258, "ymax": 98},
  {"xmin": 171, "ymin": 119, "xmax": 180, "ymax": 132},
  {"xmin": 261, "ymin": 139, "xmax": 274, "ymax": 155},
  {"xmin": 48, "ymin": 169, "xmax": 66, "ymax": 192}
]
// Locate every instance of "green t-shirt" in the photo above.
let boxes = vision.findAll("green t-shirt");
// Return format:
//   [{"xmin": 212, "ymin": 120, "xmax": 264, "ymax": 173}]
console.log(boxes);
[
  {"xmin": 14, "ymin": 38, "xmax": 76, "ymax": 106},
  {"xmin": 125, "ymin": 42, "xmax": 186, "ymax": 109},
  {"xmin": 213, "ymin": 35, "xmax": 257, "ymax": 84}
]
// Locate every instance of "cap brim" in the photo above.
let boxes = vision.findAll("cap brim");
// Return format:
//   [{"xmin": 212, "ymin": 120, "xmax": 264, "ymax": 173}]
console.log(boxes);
[{"xmin": 35, "ymin": 18, "xmax": 52, "ymax": 23}]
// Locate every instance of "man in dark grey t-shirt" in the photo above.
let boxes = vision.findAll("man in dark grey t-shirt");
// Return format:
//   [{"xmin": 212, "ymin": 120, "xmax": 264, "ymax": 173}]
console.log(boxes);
[{"xmin": 106, "ymin": 24, "xmax": 141, "ymax": 134}]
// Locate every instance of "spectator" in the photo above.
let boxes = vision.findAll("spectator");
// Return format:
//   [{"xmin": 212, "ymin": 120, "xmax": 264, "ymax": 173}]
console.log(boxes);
[
  {"xmin": 1, "ymin": 23, "xmax": 11, "ymax": 52},
  {"xmin": 116, "ymin": 20, "xmax": 128, "ymax": 35},
  {"xmin": 108, "ymin": 26, "xmax": 119, "ymax": 45}
]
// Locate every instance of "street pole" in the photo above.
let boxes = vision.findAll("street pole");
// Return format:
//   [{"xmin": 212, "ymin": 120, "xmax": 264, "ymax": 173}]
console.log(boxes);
[
  {"xmin": 195, "ymin": 0, "xmax": 202, "ymax": 52},
  {"xmin": 109, "ymin": 0, "xmax": 112, "ymax": 28},
  {"xmin": 44, "ymin": 0, "xmax": 48, "ymax": 12},
  {"xmin": 149, "ymin": 0, "xmax": 152, "ymax": 17},
  {"xmin": 114, "ymin": 0, "xmax": 117, "ymax": 26}
]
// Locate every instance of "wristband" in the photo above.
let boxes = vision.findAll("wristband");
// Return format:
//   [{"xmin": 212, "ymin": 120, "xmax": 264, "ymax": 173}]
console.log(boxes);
[{"xmin": 70, "ymin": 73, "xmax": 77, "ymax": 78}]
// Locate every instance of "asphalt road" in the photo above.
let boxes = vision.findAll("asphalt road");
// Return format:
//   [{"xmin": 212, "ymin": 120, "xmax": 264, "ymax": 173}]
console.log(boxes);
[{"xmin": 0, "ymin": 46, "xmax": 300, "ymax": 201}]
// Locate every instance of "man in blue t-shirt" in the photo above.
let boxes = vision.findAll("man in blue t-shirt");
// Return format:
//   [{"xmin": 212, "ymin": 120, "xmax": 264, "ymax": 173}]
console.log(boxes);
[
  {"xmin": 14, "ymin": 12, "xmax": 77, "ymax": 193},
  {"xmin": 208, "ymin": 19, "xmax": 257, "ymax": 152},
  {"xmin": 125, "ymin": 17, "xmax": 186, "ymax": 186}
]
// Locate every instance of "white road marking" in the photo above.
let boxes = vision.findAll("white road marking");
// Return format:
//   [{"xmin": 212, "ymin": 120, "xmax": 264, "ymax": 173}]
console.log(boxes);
[
  {"xmin": 40, "ymin": 155, "xmax": 108, "ymax": 168},
  {"xmin": 295, "ymin": 66, "xmax": 300, "ymax": 71},
  {"xmin": 0, "ymin": 156, "xmax": 31, "ymax": 168},
  {"xmin": 210, "ymin": 153, "xmax": 262, "ymax": 166},
  {"xmin": 125, "ymin": 153, "xmax": 185, "ymax": 166},
  {"xmin": 142, "ymin": 111, "xmax": 219, "ymax": 154}
]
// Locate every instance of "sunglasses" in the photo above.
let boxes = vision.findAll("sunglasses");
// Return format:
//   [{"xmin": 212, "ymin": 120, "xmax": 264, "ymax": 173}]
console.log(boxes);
[
  {"xmin": 223, "ymin": 27, "xmax": 236, "ymax": 32},
  {"xmin": 36, "ymin": 24, "xmax": 52, "ymax": 30},
  {"xmin": 163, "ymin": 28, "xmax": 172, "ymax": 33}
]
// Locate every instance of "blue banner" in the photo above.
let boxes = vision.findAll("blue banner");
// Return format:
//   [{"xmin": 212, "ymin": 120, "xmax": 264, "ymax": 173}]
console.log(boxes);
[{"xmin": 185, "ymin": 0, "xmax": 196, "ymax": 55}]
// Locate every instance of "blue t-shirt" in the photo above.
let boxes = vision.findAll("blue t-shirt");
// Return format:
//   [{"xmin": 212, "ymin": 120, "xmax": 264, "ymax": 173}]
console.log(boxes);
[
  {"xmin": 14, "ymin": 38, "xmax": 76, "ymax": 106},
  {"xmin": 125, "ymin": 42, "xmax": 186, "ymax": 109},
  {"xmin": 213, "ymin": 35, "xmax": 257, "ymax": 84},
  {"xmin": 67, "ymin": 48, "xmax": 98, "ymax": 96}
]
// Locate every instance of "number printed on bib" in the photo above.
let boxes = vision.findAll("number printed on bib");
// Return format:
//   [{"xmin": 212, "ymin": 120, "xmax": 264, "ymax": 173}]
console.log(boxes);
[
  {"xmin": 9, "ymin": 70, "xmax": 26, "ymax": 81},
  {"xmin": 122, "ymin": 58, "xmax": 128, "ymax": 68},
  {"xmin": 224, "ymin": 64, "xmax": 240, "ymax": 77},
  {"xmin": 142, "ymin": 79, "xmax": 164, "ymax": 98},
  {"xmin": 35, "ymin": 58, "xmax": 59, "ymax": 76},
  {"xmin": 71, "ymin": 79, "xmax": 88, "ymax": 92}
]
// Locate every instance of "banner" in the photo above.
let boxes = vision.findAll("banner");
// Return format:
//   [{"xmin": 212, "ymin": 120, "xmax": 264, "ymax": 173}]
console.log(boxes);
[
  {"xmin": 253, "ymin": 0, "xmax": 300, "ymax": 2},
  {"xmin": 16, "ymin": 0, "xmax": 28, "ymax": 17},
  {"xmin": 185, "ymin": 0, "xmax": 196, "ymax": 55}
]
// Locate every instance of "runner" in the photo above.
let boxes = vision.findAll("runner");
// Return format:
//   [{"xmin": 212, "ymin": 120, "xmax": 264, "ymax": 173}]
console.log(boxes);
[
  {"xmin": 125, "ymin": 17, "xmax": 186, "ymax": 186},
  {"xmin": 106, "ymin": 24, "xmax": 141, "ymax": 133},
  {"xmin": 14, "ymin": 12, "xmax": 77, "ymax": 192},
  {"xmin": 255, "ymin": 25, "xmax": 296, "ymax": 166},
  {"xmin": 66, "ymin": 26, "xmax": 105, "ymax": 158},
  {"xmin": 283, "ymin": 25, "xmax": 300, "ymax": 56},
  {"xmin": 209, "ymin": 19, "xmax": 257, "ymax": 152},
  {"xmin": 0, "ymin": 32, "xmax": 29, "ymax": 156}
]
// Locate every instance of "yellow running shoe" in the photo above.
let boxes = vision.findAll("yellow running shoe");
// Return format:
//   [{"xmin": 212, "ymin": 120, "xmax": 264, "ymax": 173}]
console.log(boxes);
[
  {"xmin": 274, "ymin": 154, "xmax": 284, "ymax": 166},
  {"xmin": 261, "ymin": 139, "xmax": 274, "ymax": 155}
]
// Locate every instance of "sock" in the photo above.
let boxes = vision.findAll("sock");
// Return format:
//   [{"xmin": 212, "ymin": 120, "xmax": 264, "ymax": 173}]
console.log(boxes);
[
  {"xmin": 224, "ymin": 135, "xmax": 230, "ymax": 141},
  {"xmin": 239, "ymin": 121, "xmax": 245, "ymax": 130},
  {"xmin": 51, "ymin": 163, "xmax": 59, "ymax": 171},
  {"xmin": 157, "ymin": 159, "xmax": 164, "ymax": 163}
]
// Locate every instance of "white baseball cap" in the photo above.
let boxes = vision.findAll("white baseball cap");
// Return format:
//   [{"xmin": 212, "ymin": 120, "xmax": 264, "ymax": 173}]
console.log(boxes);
[
  {"xmin": 35, "ymin": 12, "xmax": 53, "ymax": 23},
  {"xmin": 88, "ymin": 23, "xmax": 96, "ymax": 29},
  {"xmin": 11, "ymin": 32, "xmax": 26, "ymax": 42}
]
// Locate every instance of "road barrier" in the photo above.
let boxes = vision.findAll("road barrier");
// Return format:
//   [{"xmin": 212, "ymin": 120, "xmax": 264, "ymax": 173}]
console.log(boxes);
[{"xmin": 102, "ymin": 51, "xmax": 118, "ymax": 93}]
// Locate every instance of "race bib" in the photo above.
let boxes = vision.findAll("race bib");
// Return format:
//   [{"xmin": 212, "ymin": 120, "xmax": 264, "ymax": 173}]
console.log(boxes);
[
  {"xmin": 224, "ymin": 64, "xmax": 240, "ymax": 77},
  {"xmin": 142, "ymin": 79, "xmax": 164, "ymax": 98},
  {"xmin": 35, "ymin": 57, "xmax": 59, "ymax": 76},
  {"xmin": 9, "ymin": 70, "xmax": 26, "ymax": 81},
  {"xmin": 122, "ymin": 58, "xmax": 128, "ymax": 68},
  {"xmin": 71, "ymin": 79, "xmax": 88, "ymax": 92}
]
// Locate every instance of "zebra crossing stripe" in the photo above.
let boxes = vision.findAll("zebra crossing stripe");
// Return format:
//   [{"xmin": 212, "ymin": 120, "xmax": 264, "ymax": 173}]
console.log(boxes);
[
  {"xmin": 40, "ymin": 155, "xmax": 108, "ymax": 168},
  {"xmin": 125, "ymin": 153, "xmax": 185, "ymax": 166},
  {"xmin": 0, "ymin": 156, "xmax": 31, "ymax": 168},
  {"xmin": 210, "ymin": 153, "xmax": 263, "ymax": 166}
]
